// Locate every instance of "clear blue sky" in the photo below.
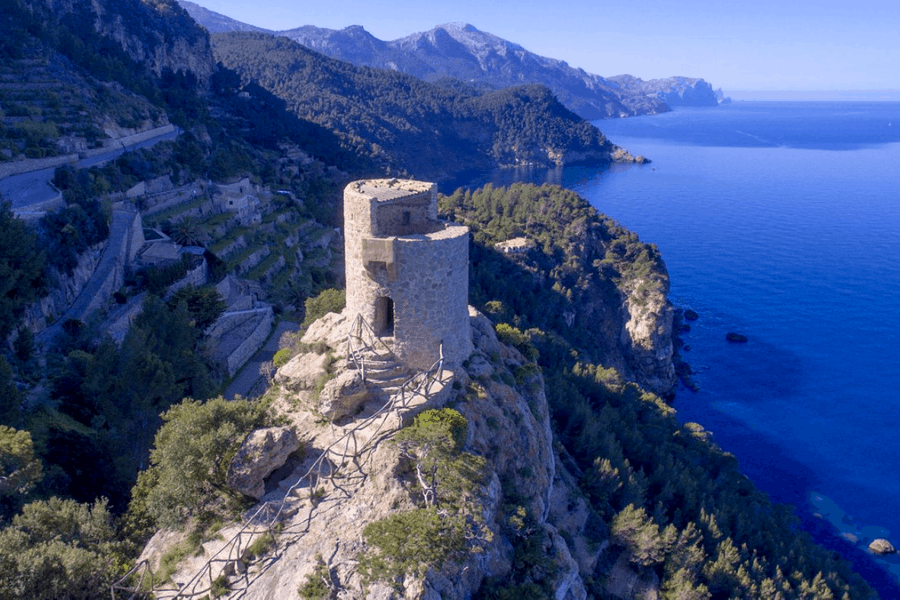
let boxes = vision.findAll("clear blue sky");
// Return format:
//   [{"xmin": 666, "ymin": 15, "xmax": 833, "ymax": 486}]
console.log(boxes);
[{"xmin": 191, "ymin": 0, "xmax": 899, "ymax": 92}]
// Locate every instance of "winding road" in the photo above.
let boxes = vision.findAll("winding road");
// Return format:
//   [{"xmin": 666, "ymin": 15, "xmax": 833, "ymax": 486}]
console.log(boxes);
[{"xmin": 0, "ymin": 126, "xmax": 179, "ymax": 210}]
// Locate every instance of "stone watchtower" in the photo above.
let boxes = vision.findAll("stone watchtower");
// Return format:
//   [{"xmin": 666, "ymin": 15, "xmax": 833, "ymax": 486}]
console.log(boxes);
[{"xmin": 344, "ymin": 179, "xmax": 472, "ymax": 370}]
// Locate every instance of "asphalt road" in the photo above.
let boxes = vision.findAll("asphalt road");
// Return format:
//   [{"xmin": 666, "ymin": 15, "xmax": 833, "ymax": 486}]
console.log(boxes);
[{"xmin": 0, "ymin": 128, "xmax": 179, "ymax": 209}]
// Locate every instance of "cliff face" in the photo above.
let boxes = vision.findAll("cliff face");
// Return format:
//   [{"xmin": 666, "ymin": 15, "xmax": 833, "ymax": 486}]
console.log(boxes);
[
  {"xmin": 24, "ymin": 0, "xmax": 215, "ymax": 84},
  {"xmin": 143, "ymin": 307, "xmax": 608, "ymax": 599},
  {"xmin": 441, "ymin": 183, "xmax": 677, "ymax": 399},
  {"xmin": 608, "ymin": 75, "xmax": 720, "ymax": 107}
]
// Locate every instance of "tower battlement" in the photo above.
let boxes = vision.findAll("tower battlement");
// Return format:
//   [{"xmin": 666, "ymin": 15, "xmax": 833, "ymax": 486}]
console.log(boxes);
[{"xmin": 344, "ymin": 179, "xmax": 472, "ymax": 370}]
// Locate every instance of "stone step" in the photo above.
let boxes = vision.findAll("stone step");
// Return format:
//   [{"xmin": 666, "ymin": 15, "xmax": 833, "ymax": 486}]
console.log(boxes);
[
  {"xmin": 368, "ymin": 374, "xmax": 409, "ymax": 388},
  {"xmin": 364, "ymin": 364, "xmax": 405, "ymax": 377}
]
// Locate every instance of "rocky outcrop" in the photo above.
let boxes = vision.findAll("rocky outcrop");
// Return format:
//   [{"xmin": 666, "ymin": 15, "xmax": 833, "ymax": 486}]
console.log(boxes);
[
  {"xmin": 868, "ymin": 539, "xmax": 895, "ymax": 555},
  {"xmin": 611, "ymin": 146, "xmax": 651, "ymax": 164},
  {"xmin": 274, "ymin": 351, "xmax": 333, "ymax": 391},
  {"xmin": 317, "ymin": 370, "xmax": 370, "ymax": 421},
  {"xmin": 622, "ymin": 291, "xmax": 677, "ymax": 399},
  {"xmin": 149, "ymin": 308, "xmax": 607, "ymax": 599},
  {"xmin": 227, "ymin": 427, "xmax": 301, "ymax": 499}
]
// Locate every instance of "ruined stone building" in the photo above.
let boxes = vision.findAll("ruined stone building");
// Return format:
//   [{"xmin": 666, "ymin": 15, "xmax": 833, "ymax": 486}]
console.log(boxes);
[{"xmin": 344, "ymin": 179, "xmax": 472, "ymax": 370}]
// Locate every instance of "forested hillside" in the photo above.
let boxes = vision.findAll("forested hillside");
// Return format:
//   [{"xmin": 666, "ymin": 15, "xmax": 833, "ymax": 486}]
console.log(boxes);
[
  {"xmin": 441, "ymin": 184, "xmax": 873, "ymax": 599},
  {"xmin": 211, "ymin": 32, "xmax": 617, "ymax": 181}
]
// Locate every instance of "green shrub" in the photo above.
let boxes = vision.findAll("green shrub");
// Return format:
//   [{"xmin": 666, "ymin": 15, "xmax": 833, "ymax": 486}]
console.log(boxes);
[
  {"xmin": 494, "ymin": 323, "xmax": 537, "ymax": 361},
  {"xmin": 242, "ymin": 532, "xmax": 275, "ymax": 561},
  {"xmin": 302, "ymin": 288, "xmax": 345, "ymax": 328},
  {"xmin": 211, "ymin": 574, "xmax": 229, "ymax": 598},
  {"xmin": 130, "ymin": 396, "xmax": 269, "ymax": 529},
  {"xmin": 363, "ymin": 507, "xmax": 468, "ymax": 582},
  {"xmin": 298, "ymin": 554, "xmax": 332, "ymax": 599},
  {"xmin": 272, "ymin": 347, "xmax": 293, "ymax": 368},
  {"xmin": 0, "ymin": 498, "xmax": 122, "ymax": 600},
  {"xmin": 360, "ymin": 409, "xmax": 488, "ymax": 587}
]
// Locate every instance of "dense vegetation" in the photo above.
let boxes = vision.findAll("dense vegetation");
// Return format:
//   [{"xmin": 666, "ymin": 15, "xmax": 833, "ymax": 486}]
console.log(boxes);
[
  {"xmin": 0, "ymin": 202, "xmax": 46, "ymax": 338},
  {"xmin": 441, "ymin": 184, "xmax": 873, "ymax": 599},
  {"xmin": 211, "ymin": 32, "xmax": 614, "ymax": 181},
  {"xmin": 440, "ymin": 183, "xmax": 668, "ymax": 372},
  {"xmin": 128, "ymin": 396, "xmax": 270, "ymax": 532}
]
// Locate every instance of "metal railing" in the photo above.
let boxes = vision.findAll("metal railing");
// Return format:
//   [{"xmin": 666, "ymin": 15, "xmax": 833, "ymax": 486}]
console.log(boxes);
[{"xmin": 112, "ymin": 320, "xmax": 446, "ymax": 600}]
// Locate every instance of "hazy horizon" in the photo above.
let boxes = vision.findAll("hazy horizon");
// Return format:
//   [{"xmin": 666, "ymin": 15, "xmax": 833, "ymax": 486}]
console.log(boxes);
[{"xmin": 725, "ymin": 90, "xmax": 900, "ymax": 101}]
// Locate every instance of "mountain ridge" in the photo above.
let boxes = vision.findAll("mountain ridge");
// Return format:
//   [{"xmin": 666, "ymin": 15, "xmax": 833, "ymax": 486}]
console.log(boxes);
[
  {"xmin": 210, "ymin": 31, "xmax": 624, "ymax": 181},
  {"xmin": 177, "ymin": 1, "xmax": 723, "ymax": 120}
]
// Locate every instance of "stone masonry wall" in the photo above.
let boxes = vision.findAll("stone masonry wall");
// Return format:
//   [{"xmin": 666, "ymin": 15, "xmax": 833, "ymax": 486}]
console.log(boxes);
[
  {"xmin": 391, "ymin": 225, "xmax": 472, "ymax": 369},
  {"xmin": 344, "ymin": 179, "xmax": 472, "ymax": 370}
]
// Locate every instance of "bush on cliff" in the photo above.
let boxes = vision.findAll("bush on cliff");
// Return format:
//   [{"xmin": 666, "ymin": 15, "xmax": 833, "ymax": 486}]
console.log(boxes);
[
  {"xmin": 361, "ymin": 409, "xmax": 488, "ymax": 587},
  {"xmin": 302, "ymin": 287, "xmax": 345, "ymax": 328},
  {"xmin": 0, "ymin": 497, "xmax": 123, "ymax": 600},
  {"xmin": 128, "ymin": 396, "xmax": 269, "ymax": 531}
]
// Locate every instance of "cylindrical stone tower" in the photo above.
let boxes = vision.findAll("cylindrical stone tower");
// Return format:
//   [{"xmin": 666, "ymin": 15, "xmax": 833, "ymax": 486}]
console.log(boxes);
[{"xmin": 344, "ymin": 179, "xmax": 472, "ymax": 370}]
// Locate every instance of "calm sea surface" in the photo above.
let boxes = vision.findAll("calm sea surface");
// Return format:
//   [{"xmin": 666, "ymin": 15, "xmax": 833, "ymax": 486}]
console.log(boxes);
[{"xmin": 453, "ymin": 101, "xmax": 900, "ymax": 588}]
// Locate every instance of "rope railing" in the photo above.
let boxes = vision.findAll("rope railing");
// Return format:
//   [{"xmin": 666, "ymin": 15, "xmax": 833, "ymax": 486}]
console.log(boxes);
[{"xmin": 113, "ymin": 324, "xmax": 447, "ymax": 600}]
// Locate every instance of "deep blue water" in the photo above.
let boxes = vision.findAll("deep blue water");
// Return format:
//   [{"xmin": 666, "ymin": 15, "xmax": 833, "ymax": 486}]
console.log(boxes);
[{"xmin": 453, "ymin": 101, "xmax": 900, "ymax": 590}]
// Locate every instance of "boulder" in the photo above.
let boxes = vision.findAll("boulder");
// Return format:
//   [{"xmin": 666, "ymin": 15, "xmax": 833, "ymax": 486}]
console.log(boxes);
[
  {"xmin": 869, "ymin": 538, "xmax": 896, "ymax": 555},
  {"xmin": 227, "ymin": 427, "xmax": 301, "ymax": 499},
  {"xmin": 319, "ymin": 370, "xmax": 371, "ymax": 421},
  {"xmin": 683, "ymin": 309, "xmax": 699, "ymax": 321},
  {"xmin": 725, "ymin": 332, "xmax": 748, "ymax": 343},
  {"xmin": 274, "ymin": 352, "xmax": 330, "ymax": 391}
]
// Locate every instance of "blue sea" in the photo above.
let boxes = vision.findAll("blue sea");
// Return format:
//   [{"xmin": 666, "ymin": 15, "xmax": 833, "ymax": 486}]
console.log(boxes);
[{"xmin": 458, "ymin": 101, "xmax": 900, "ymax": 591}]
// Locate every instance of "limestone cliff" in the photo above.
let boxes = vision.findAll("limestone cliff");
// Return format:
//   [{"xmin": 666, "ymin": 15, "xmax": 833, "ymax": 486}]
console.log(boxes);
[
  {"xmin": 140, "ymin": 307, "xmax": 635, "ymax": 599},
  {"xmin": 24, "ymin": 0, "xmax": 215, "ymax": 84},
  {"xmin": 607, "ymin": 75, "xmax": 720, "ymax": 108}
]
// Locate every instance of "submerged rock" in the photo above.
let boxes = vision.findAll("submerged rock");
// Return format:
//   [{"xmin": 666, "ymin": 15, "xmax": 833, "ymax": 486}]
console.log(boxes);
[
  {"xmin": 869, "ymin": 539, "xmax": 896, "ymax": 555},
  {"xmin": 725, "ymin": 332, "xmax": 748, "ymax": 343}
]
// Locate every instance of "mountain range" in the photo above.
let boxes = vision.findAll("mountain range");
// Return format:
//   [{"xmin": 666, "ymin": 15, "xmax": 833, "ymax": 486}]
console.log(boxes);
[{"xmin": 178, "ymin": 1, "xmax": 723, "ymax": 120}]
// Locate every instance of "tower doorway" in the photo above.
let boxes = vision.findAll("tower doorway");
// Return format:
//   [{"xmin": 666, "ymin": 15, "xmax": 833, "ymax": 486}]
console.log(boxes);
[{"xmin": 374, "ymin": 296, "xmax": 394, "ymax": 336}]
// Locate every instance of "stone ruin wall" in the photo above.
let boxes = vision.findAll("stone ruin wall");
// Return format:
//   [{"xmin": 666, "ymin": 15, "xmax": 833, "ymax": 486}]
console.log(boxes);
[{"xmin": 344, "ymin": 179, "xmax": 472, "ymax": 370}]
